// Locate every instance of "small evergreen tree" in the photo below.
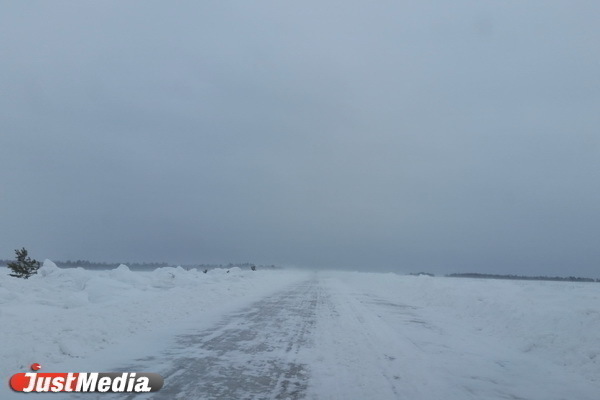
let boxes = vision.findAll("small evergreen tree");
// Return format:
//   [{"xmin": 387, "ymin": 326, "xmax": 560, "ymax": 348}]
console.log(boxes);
[{"xmin": 7, "ymin": 248, "xmax": 41, "ymax": 279}]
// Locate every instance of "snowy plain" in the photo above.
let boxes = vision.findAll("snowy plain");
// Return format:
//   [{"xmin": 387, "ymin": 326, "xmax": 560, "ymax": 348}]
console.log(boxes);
[{"xmin": 1, "ymin": 261, "xmax": 599, "ymax": 399}]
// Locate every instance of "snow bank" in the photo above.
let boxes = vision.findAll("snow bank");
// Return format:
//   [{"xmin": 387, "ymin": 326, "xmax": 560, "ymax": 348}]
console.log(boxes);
[{"xmin": 0, "ymin": 262, "xmax": 308, "ymax": 394}]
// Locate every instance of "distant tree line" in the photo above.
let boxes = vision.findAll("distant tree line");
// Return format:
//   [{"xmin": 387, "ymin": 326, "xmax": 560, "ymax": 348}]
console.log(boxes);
[
  {"xmin": 0, "ymin": 259, "xmax": 281, "ymax": 272},
  {"xmin": 446, "ymin": 272, "xmax": 599, "ymax": 283},
  {"xmin": 0, "ymin": 259, "xmax": 172, "ymax": 271},
  {"xmin": 61, "ymin": 260, "xmax": 172, "ymax": 270}
]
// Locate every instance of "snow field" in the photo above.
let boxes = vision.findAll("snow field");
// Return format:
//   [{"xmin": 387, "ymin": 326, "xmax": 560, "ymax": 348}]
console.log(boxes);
[
  {"xmin": 0, "ymin": 260, "xmax": 310, "ymax": 398},
  {"xmin": 306, "ymin": 271, "xmax": 600, "ymax": 399},
  {"xmin": 1, "ymin": 265, "xmax": 599, "ymax": 399}
]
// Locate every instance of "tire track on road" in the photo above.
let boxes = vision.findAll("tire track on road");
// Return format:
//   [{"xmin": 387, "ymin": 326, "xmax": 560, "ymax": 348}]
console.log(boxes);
[{"xmin": 82, "ymin": 278, "xmax": 318, "ymax": 400}]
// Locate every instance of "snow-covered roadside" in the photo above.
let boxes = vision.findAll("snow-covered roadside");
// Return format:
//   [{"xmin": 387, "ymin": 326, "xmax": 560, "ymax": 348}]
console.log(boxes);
[
  {"xmin": 0, "ymin": 260, "xmax": 310, "ymax": 397},
  {"xmin": 307, "ymin": 271, "xmax": 600, "ymax": 399}
]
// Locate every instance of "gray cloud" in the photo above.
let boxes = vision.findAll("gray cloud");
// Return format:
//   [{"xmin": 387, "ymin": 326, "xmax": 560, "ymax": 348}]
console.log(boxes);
[{"xmin": 2, "ymin": 1, "xmax": 599, "ymax": 276}]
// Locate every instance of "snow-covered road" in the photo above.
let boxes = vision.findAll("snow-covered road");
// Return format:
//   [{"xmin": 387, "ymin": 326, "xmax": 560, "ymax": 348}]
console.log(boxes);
[
  {"xmin": 122, "ymin": 278, "xmax": 318, "ymax": 400},
  {"xmin": 81, "ymin": 274, "xmax": 600, "ymax": 399},
  {"xmin": 3, "ymin": 267, "xmax": 599, "ymax": 399}
]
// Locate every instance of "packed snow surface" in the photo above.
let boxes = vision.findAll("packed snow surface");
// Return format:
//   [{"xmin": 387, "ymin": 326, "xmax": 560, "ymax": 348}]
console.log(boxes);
[{"xmin": 1, "ymin": 262, "xmax": 599, "ymax": 399}]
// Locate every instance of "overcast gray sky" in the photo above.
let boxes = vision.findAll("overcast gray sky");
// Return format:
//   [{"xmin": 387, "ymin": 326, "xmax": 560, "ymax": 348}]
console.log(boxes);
[{"xmin": 2, "ymin": 1, "xmax": 599, "ymax": 276}]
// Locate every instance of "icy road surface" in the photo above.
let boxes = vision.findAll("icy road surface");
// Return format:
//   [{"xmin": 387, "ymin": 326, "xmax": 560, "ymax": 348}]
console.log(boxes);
[
  {"xmin": 124, "ymin": 278, "xmax": 317, "ymax": 400},
  {"xmin": 74, "ymin": 272, "xmax": 598, "ymax": 400}
]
